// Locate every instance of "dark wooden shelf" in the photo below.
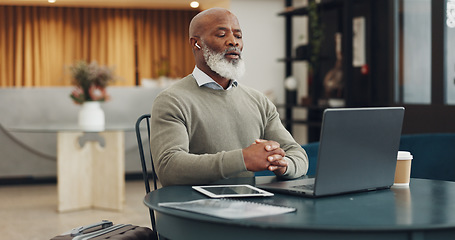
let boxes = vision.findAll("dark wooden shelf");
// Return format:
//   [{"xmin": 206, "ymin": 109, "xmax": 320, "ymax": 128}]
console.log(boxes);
[
  {"xmin": 278, "ymin": 0, "xmax": 343, "ymax": 16},
  {"xmin": 279, "ymin": 0, "xmax": 356, "ymax": 141},
  {"xmin": 278, "ymin": 56, "xmax": 330, "ymax": 63},
  {"xmin": 278, "ymin": 6, "xmax": 309, "ymax": 16},
  {"xmin": 277, "ymin": 57, "xmax": 309, "ymax": 62}
]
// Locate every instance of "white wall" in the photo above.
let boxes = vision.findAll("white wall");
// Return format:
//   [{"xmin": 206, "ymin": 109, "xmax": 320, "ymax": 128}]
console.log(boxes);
[
  {"xmin": 229, "ymin": 0, "xmax": 286, "ymax": 104},
  {"xmin": 200, "ymin": 0, "xmax": 230, "ymax": 9}
]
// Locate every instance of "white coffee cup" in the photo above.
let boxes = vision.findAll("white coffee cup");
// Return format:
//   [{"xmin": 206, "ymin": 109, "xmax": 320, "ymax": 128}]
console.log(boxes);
[{"xmin": 393, "ymin": 151, "xmax": 413, "ymax": 187}]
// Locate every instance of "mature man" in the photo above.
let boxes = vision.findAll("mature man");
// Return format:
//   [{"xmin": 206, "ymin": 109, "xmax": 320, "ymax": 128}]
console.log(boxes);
[{"xmin": 150, "ymin": 8, "xmax": 308, "ymax": 186}]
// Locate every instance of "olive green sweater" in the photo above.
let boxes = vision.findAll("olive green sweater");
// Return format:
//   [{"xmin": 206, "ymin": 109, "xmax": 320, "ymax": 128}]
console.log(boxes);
[{"xmin": 150, "ymin": 75, "xmax": 308, "ymax": 186}]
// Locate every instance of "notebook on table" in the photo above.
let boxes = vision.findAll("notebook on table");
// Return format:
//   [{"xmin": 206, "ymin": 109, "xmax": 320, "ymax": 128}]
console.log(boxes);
[{"xmin": 258, "ymin": 107, "xmax": 405, "ymax": 198}]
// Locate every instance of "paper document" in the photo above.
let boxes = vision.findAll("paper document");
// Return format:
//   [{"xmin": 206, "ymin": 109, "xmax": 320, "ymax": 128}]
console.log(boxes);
[{"xmin": 159, "ymin": 198, "xmax": 296, "ymax": 219}]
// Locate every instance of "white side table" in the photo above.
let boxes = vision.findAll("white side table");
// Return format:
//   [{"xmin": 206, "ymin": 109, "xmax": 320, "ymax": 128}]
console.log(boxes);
[
  {"xmin": 57, "ymin": 131, "xmax": 125, "ymax": 212},
  {"xmin": 8, "ymin": 124, "xmax": 130, "ymax": 212}
]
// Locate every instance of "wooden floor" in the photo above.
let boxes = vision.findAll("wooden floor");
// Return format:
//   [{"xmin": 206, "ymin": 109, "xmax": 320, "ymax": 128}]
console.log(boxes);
[{"xmin": 0, "ymin": 180, "xmax": 153, "ymax": 239}]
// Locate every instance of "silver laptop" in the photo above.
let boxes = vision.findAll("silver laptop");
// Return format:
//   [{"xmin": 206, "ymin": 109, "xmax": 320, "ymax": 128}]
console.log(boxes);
[{"xmin": 258, "ymin": 107, "xmax": 405, "ymax": 197}]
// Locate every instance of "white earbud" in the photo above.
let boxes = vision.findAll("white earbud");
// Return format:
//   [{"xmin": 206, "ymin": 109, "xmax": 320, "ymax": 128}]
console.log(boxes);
[{"xmin": 195, "ymin": 43, "xmax": 201, "ymax": 49}]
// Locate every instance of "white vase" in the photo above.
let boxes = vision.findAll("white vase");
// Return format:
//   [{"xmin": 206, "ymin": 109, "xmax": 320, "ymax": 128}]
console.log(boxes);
[{"xmin": 78, "ymin": 101, "xmax": 105, "ymax": 132}]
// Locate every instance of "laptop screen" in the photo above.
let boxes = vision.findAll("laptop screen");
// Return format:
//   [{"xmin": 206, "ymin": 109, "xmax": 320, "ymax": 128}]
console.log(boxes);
[{"xmin": 313, "ymin": 107, "xmax": 405, "ymax": 196}]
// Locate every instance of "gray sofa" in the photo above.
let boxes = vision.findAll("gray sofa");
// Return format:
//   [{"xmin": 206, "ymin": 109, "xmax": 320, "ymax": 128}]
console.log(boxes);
[{"xmin": 0, "ymin": 86, "xmax": 163, "ymax": 180}]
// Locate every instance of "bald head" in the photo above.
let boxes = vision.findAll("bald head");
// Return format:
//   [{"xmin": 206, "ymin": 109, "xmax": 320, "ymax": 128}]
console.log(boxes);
[{"xmin": 189, "ymin": 8, "xmax": 239, "ymax": 39}]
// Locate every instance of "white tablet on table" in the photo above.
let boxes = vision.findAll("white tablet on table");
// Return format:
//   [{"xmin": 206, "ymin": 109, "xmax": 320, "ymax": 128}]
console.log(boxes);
[{"xmin": 192, "ymin": 184, "xmax": 274, "ymax": 198}]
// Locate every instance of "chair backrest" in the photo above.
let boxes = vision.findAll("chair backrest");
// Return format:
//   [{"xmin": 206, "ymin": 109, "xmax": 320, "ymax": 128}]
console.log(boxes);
[
  {"xmin": 399, "ymin": 133, "xmax": 455, "ymax": 181},
  {"xmin": 263, "ymin": 133, "xmax": 455, "ymax": 181},
  {"xmin": 135, "ymin": 114, "xmax": 158, "ymax": 239},
  {"xmin": 302, "ymin": 142, "xmax": 319, "ymax": 176},
  {"xmin": 135, "ymin": 114, "xmax": 157, "ymax": 192}
]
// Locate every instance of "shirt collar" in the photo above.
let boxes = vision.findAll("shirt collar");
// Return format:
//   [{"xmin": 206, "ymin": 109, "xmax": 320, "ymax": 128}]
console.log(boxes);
[{"xmin": 192, "ymin": 66, "xmax": 238, "ymax": 90}]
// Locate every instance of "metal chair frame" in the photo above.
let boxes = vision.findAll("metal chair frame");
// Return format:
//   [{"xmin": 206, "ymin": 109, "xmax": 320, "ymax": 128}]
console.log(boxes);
[{"xmin": 135, "ymin": 114, "xmax": 159, "ymax": 240}]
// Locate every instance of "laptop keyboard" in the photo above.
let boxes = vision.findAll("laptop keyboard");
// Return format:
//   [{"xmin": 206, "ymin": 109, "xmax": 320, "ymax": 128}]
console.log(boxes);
[{"xmin": 291, "ymin": 184, "xmax": 315, "ymax": 191}]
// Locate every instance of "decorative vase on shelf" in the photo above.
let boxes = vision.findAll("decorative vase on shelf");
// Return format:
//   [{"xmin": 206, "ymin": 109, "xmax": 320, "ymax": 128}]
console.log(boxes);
[
  {"xmin": 78, "ymin": 101, "xmax": 105, "ymax": 132},
  {"xmin": 323, "ymin": 32, "xmax": 345, "ymax": 107}
]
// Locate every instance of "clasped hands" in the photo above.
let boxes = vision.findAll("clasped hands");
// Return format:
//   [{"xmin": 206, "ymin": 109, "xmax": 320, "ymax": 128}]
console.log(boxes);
[{"xmin": 242, "ymin": 139, "xmax": 288, "ymax": 176}]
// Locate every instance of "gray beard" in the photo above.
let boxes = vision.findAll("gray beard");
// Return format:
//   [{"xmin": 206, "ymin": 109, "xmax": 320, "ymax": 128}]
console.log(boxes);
[{"xmin": 202, "ymin": 46, "xmax": 246, "ymax": 80}]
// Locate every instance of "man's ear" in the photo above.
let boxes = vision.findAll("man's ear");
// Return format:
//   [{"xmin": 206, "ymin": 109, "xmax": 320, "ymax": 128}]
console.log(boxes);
[{"xmin": 190, "ymin": 38, "xmax": 201, "ymax": 50}]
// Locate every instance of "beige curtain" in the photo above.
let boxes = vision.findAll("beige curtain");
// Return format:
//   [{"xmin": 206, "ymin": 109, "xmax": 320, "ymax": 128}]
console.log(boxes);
[
  {"xmin": 0, "ymin": 6, "xmax": 198, "ymax": 87},
  {"xmin": 136, "ymin": 9, "xmax": 196, "ymax": 81}
]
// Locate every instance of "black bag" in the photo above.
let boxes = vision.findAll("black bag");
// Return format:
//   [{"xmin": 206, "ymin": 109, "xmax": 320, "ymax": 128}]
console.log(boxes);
[{"xmin": 50, "ymin": 220, "xmax": 156, "ymax": 240}]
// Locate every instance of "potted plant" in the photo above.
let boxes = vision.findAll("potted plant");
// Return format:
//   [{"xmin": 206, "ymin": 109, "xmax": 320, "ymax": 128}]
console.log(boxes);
[{"xmin": 69, "ymin": 60, "xmax": 116, "ymax": 131}]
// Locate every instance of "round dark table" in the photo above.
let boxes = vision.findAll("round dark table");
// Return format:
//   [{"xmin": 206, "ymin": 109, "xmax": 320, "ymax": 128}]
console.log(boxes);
[{"xmin": 144, "ymin": 177, "xmax": 455, "ymax": 240}]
